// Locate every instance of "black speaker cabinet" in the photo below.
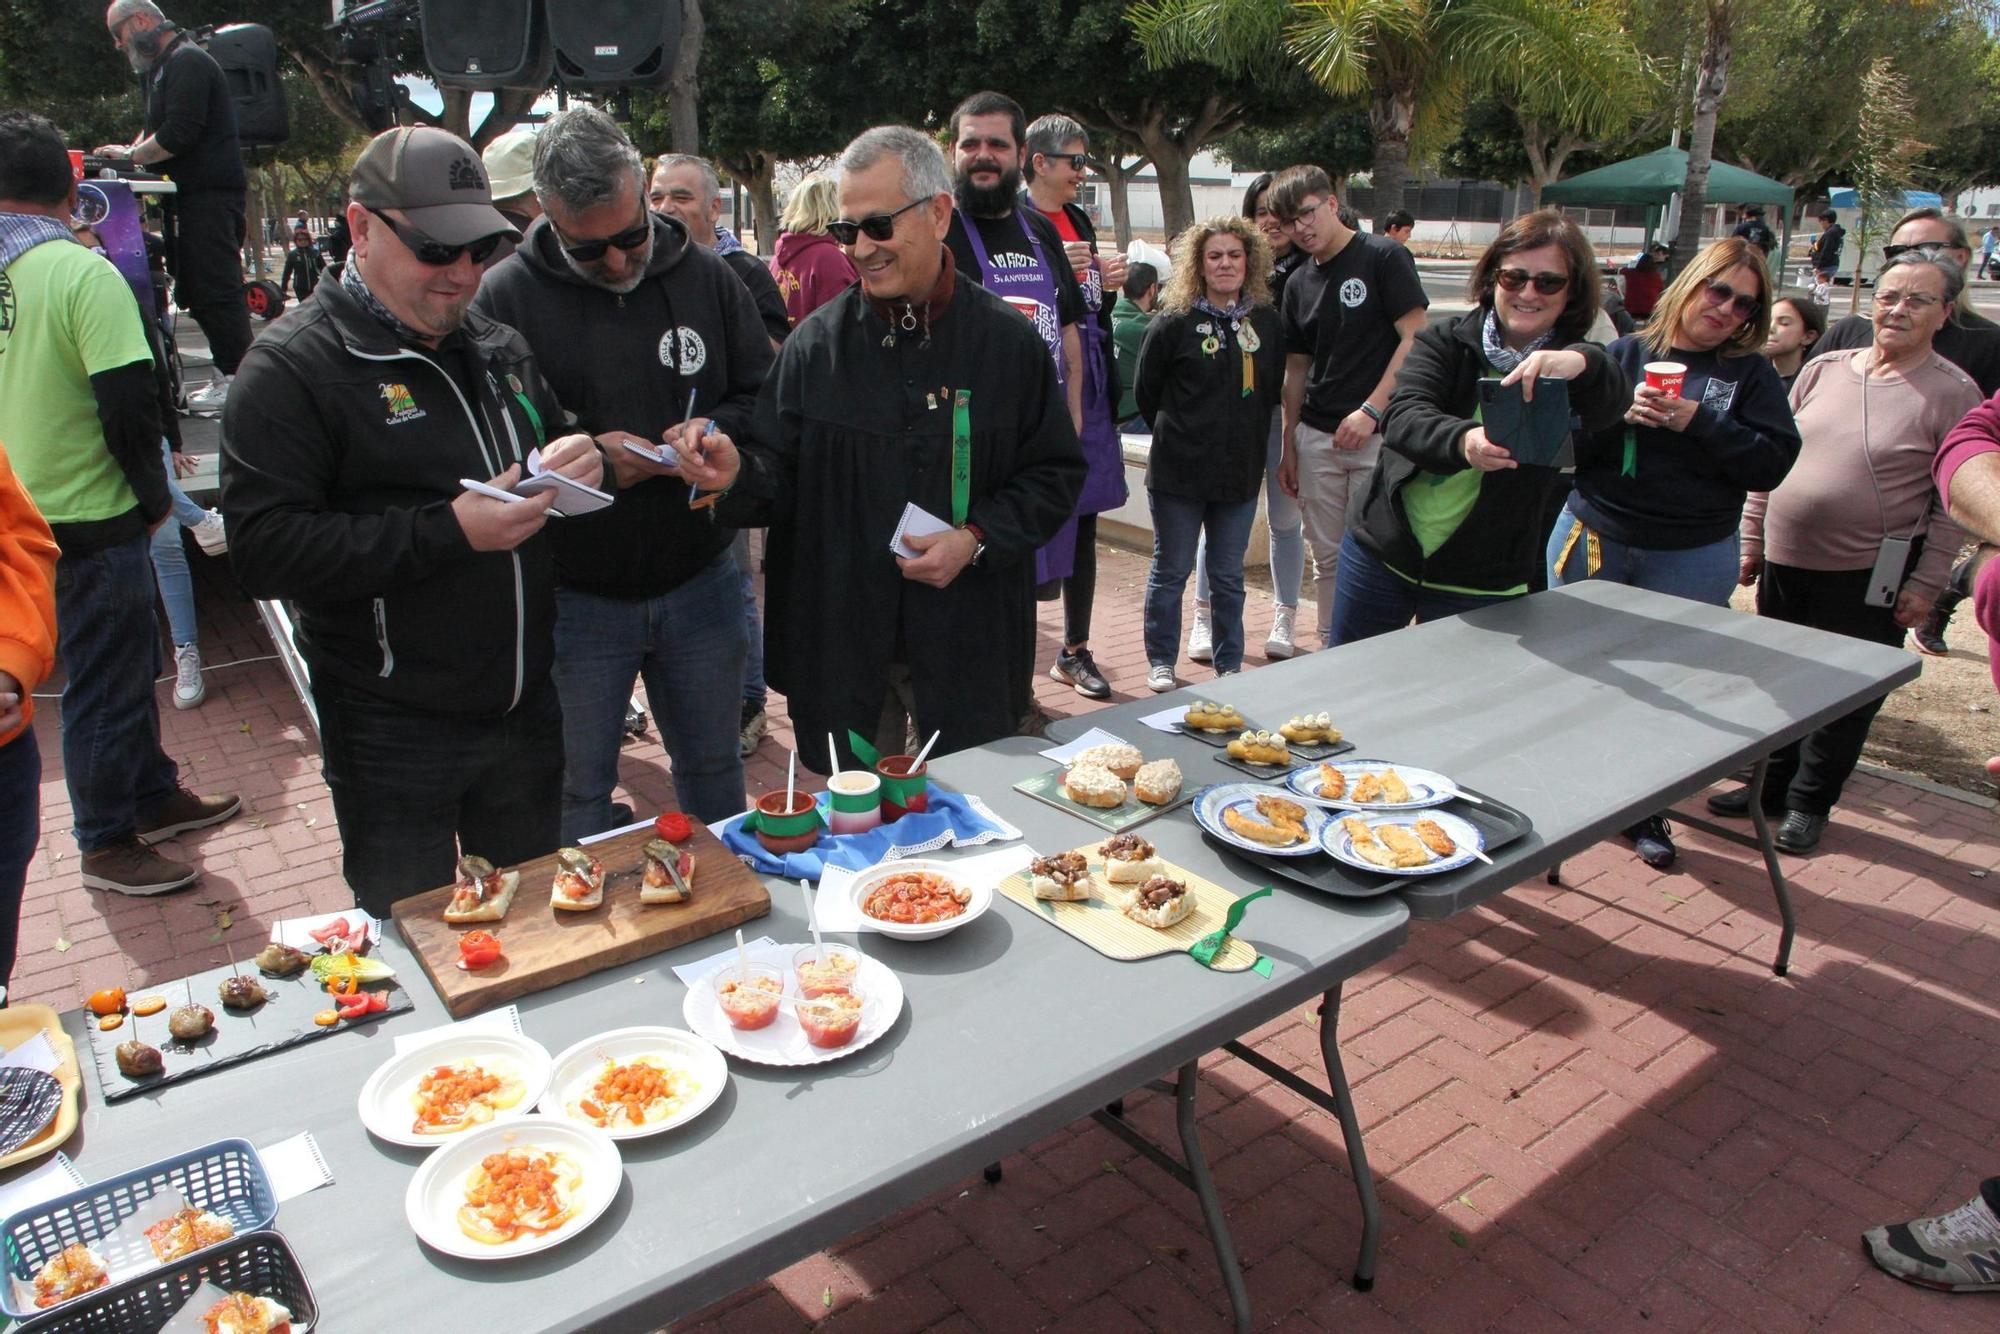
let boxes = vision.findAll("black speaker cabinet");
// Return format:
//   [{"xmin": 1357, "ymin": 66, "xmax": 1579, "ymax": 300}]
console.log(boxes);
[
  {"xmin": 421, "ymin": 0, "xmax": 555, "ymax": 92},
  {"xmin": 547, "ymin": 0, "xmax": 683, "ymax": 89},
  {"xmin": 206, "ymin": 24, "xmax": 288, "ymax": 147}
]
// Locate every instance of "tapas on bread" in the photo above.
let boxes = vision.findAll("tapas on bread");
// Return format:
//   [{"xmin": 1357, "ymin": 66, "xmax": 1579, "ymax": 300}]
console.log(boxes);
[
  {"xmin": 1225, "ymin": 729, "xmax": 1290, "ymax": 766},
  {"xmin": 30, "ymin": 1243, "xmax": 107, "ymax": 1310},
  {"xmin": 1098, "ymin": 833, "xmax": 1162, "ymax": 884},
  {"xmin": 1070, "ymin": 742, "xmax": 1144, "ymax": 779},
  {"xmin": 550, "ymin": 847, "xmax": 606, "ymax": 911},
  {"xmin": 457, "ymin": 1145, "xmax": 583, "ymax": 1245},
  {"xmin": 444, "ymin": 854, "xmax": 520, "ymax": 924},
  {"xmin": 1322, "ymin": 809, "xmax": 1484, "ymax": 876},
  {"xmin": 1060, "ymin": 763, "xmax": 1126, "ymax": 809},
  {"xmin": 1122, "ymin": 874, "xmax": 1192, "ymax": 929},
  {"xmin": 1194, "ymin": 783, "xmax": 1331, "ymax": 857},
  {"xmin": 1285, "ymin": 759, "xmax": 1459, "ymax": 810},
  {"xmin": 200, "ymin": 1292, "xmax": 294, "ymax": 1334},
  {"xmin": 1030, "ymin": 850, "xmax": 1093, "ymax": 901},
  {"xmin": 639, "ymin": 838, "xmax": 695, "ymax": 904}
]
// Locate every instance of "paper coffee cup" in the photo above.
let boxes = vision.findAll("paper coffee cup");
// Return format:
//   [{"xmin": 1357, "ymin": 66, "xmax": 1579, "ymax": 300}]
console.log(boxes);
[
  {"xmin": 67, "ymin": 150, "xmax": 84, "ymax": 181},
  {"xmin": 1643, "ymin": 361, "xmax": 1687, "ymax": 396}
]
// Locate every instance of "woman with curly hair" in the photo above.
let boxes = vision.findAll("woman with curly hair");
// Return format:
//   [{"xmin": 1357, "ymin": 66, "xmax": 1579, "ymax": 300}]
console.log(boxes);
[{"xmin": 1133, "ymin": 215, "xmax": 1285, "ymax": 688}]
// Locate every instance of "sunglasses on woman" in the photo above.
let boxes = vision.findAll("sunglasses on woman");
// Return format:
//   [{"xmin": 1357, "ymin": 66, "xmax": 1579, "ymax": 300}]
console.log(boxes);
[
  {"xmin": 1494, "ymin": 267, "xmax": 1569, "ymax": 295},
  {"xmin": 556, "ymin": 218, "xmax": 652, "ymax": 263},
  {"xmin": 1042, "ymin": 152, "xmax": 1087, "ymax": 172},
  {"xmin": 366, "ymin": 207, "xmax": 502, "ymax": 266},
  {"xmin": 1699, "ymin": 279, "xmax": 1760, "ymax": 320},
  {"xmin": 826, "ymin": 197, "xmax": 925, "ymax": 245}
]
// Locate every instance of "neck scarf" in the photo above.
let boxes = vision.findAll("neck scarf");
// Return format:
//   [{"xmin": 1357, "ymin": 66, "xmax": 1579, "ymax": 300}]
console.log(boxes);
[
  {"xmin": 864, "ymin": 245, "xmax": 957, "ymax": 346},
  {"xmin": 0, "ymin": 212, "xmax": 76, "ymax": 275},
  {"xmin": 712, "ymin": 224, "xmax": 745, "ymax": 257},
  {"xmin": 1193, "ymin": 294, "xmax": 1253, "ymax": 323},
  {"xmin": 341, "ymin": 257, "xmax": 431, "ymax": 345},
  {"xmin": 1482, "ymin": 306, "xmax": 1553, "ymax": 373}
]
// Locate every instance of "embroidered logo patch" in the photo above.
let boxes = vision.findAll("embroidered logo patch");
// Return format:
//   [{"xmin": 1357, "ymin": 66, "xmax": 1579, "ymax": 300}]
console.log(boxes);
[
  {"xmin": 447, "ymin": 156, "xmax": 485, "ymax": 192},
  {"xmin": 1700, "ymin": 377, "xmax": 1738, "ymax": 413},
  {"xmin": 380, "ymin": 381, "xmax": 425, "ymax": 424},
  {"xmin": 1339, "ymin": 277, "xmax": 1368, "ymax": 308},
  {"xmin": 658, "ymin": 327, "xmax": 707, "ymax": 374}
]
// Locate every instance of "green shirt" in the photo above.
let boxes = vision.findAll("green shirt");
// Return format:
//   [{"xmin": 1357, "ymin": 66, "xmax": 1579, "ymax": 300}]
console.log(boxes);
[
  {"xmin": 1389, "ymin": 358, "xmax": 1526, "ymax": 597},
  {"xmin": 0, "ymin": 238, "xmax": 155, "ymax": 523},
  {"xmin": 1111, "ymin": 295, "xmax": 1154, "ymax": 421}
]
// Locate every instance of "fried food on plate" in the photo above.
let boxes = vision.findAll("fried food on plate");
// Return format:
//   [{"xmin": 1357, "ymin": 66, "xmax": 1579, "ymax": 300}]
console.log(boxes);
[
  {"xmin": 1379, "ymin": 768, "xmax": 1413, "ymax": 804},
  {"xmin": 1375, "ymin": 824, "xmax": 1433, "ymax": 868},
  {"xmin": 1318, "ymin": 764, "xmax": 1347, "ymax": 800},
  {"xmin": 1413, "ymin": 818, "xmax": 1456, "ymax": 858}
]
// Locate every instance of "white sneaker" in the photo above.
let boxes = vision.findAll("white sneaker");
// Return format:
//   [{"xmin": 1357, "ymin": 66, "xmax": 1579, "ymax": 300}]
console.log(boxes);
[
  {"xmin": 186, "ymin": 375, "xmax": 231, "ymax": 414},
  {"xmin": 1146, "ymin": 664, "xmax": 1175, "ymax": 693},
  {"xmin": 1264, "ymin": 604, "xmax": 1297, "ymax": 660},
  {"xmin": 190, "ymin": 508, "xmax": 227, "ymax": 556},
  {"xmin": 1187, "ymin": 602, "xmax": 1213, "ymax": 663},
  {"xmin": 172, "ymin": 643, "xmax": 206, "ymax": 710}
]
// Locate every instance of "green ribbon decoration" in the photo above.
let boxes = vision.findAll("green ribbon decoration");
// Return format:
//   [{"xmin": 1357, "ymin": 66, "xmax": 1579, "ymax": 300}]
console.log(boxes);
[
  {"xmin": 846, "ymin": 729, "xmax": 882, "ymax": 769},
  {"xmin": 1620, "ymin": 425, "xmax": 1637, "ymax": 478},
  {"xmin": 1188, "ymin": 885, "xmax": 1274, "ymax": 973},
  {"xmin": 509, "ymin": 386, "xmax": 547, "ymax": 448},
  {"xmin": 950, "ymin": 389, "xmax": 971, "ymax": 527}
]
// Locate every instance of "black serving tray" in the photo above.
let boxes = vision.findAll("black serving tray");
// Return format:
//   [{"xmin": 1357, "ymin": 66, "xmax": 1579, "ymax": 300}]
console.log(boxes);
[{"xmin": 1210, "ymin": 785, "xmax": 1534, "ymax": 899}]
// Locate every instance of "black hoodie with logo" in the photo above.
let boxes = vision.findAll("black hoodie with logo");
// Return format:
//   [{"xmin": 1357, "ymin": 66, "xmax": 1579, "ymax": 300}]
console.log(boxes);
[{"xmin": 474, "ymin": 212, "xmax": 774, "ymax": 599}]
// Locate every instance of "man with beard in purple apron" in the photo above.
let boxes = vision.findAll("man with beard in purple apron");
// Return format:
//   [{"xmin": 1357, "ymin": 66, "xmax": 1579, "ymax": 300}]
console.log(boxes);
[{"xmin": 943, "ymin": 92, "xmax": 1117, "ymax": 701}]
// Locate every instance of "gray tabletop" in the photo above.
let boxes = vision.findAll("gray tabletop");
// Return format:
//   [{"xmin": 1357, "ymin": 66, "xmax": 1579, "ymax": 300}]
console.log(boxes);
[
  {"xmin": 1046, "ymin": 581, "xmax": 1919, "ymax": 919},
  {"xmin": 47, "ymin": 772, "xmax": 1407, "ymax": 1330}
]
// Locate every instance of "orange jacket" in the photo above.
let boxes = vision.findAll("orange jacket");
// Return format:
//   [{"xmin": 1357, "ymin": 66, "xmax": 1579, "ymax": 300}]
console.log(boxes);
[{"xmin": 0, "ymin": 440, "xmax": 59, "ymax": 749}]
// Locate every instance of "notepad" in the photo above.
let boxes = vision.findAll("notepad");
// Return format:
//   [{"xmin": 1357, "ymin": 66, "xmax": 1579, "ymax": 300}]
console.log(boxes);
[
  {"xmin": 459, "ymin": 447, "xmax": 614, "ymax": 518},
  {"xmin": 889, "ymin": 502, "xmax": 953, "ymax": 559}
]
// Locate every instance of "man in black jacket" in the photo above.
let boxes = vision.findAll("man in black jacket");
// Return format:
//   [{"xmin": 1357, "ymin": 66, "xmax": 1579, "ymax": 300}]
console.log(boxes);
[
  {"xmin": 221, "ymin": 126, "xmax": 604, "ymax": 916},
  {"xmin": 477, "ymin": 107, "xmax": 771, "ymax": 838},
  {"xmin": 97, "ymin": 2, "xmax": 252, "ymax": 414}
]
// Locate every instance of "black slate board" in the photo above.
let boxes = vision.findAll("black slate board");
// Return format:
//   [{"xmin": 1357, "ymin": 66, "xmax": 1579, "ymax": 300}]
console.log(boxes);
[
  {"xmin": 1209, "ymin": 786, "xmax": 1534, "ymax": 899},
  {"xmin": 84, "ymin": 958, "xmax": 412, "ymax": 1102},
  {"xmin": 1211, "ymin": 738, "xmax": 1355, "ymax": 781}
]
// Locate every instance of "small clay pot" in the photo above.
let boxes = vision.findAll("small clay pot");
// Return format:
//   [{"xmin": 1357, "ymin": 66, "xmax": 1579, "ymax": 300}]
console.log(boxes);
[{"xmin": 754, "ymin": 790, "xmax": 822, "ymax": 855}]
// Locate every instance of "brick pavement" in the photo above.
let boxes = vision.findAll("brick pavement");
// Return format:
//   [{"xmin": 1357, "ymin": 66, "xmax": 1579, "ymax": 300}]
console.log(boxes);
[{"xmin": 15, "ymin": 540, "xmax": 2000, "ymax": 1331}]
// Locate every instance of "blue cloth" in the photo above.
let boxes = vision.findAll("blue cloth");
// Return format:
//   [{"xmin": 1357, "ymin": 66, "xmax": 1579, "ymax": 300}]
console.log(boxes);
[{"xmin": 719, "ymin": 788, "xmax": 1015, "ymax": 880}]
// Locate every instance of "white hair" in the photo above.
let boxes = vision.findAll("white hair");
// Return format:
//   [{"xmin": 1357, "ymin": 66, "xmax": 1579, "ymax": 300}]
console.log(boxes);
[
  {"xmin": 838, "ymin": 126, "xmax": 950, "ymax": 203},
  {"xmin": 654, "ymin": 154, "xmax": 720, "ymax": 208},
  {"xmin": 105, "ymin": 1, "xmax": 165, "ymax": 26}
]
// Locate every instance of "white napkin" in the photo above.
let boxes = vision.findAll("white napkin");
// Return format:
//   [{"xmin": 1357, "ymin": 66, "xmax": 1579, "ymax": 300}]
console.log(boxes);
[
  {"xmin": 670, "ymin": 937, "xmax": 779, "ymax": 987},
  {"xmin": 255, "ymin": 1132, "xmax": 333, "ymax": 1202},
  {"xmin": 0, "ymin": 1152, "xmax": 83, "ymax": 1218},
  {"xmin": 817, "ymin": 846, "xmax": 1035, "ymax": 932},
  {"xmin": 1038, "ymin": 727, "xmax": 1129, "ymax": 765},
  {"xmin": 0, "ymin": 1030, "xmax": 61, "ymax": 1077},
  {"xmin": 270, "ymin": 909, "xmax": 380, "ymax": 951},
  {"xmin": 1136, "ymin": 705, "xmax": 1187, "ymax": 735},
  {"xmin": 392, "ymin": 1004, "xmax": 525, "ymax": 1056}
]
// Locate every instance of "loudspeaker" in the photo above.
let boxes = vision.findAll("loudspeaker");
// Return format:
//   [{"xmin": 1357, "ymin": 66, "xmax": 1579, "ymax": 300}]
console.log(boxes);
[
  {"xmin": 421, "ymin": 0, "xmax": 554, "ymax": 92},
  {"xmin": 547, "ymin": 0, "xmax": 682, "ymax": 89},
  {"xmin": 206, "ymin": 24, "xmax": 288, "ymax": 147}
]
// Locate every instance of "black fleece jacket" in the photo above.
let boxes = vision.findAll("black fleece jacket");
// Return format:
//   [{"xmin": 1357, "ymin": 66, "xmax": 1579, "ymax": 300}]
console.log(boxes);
[
  {"xmin": 142, "ymin": 35, "xmax": 244, "ymax": 193},
  {"xmin": 474, "ymin": 213, "xmax": 774, "ymax": 599},
  {"xmin": 1360, "ymin": 307, "xmax": 1630, "ymax": 593}
]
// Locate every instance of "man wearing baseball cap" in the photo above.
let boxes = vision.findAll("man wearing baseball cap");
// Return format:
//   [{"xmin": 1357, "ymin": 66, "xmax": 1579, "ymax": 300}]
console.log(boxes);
[
  {"xmin": 219, "ymin": 125, "xmax": 607, "ymax": 916},
  {"xmin": 480, "ymin": 125, "xmax": 540, "ymax": 268}
]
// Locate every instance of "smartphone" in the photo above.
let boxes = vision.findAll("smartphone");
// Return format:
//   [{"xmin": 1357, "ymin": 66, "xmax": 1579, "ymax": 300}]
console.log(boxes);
[
  {"xmin": 1476, "ymin": 376, "xmax": 1573, "ymax": 468},
  {"xmin": 1865, "ymin": 536, "xmax": 1914, "ymax": 607}
]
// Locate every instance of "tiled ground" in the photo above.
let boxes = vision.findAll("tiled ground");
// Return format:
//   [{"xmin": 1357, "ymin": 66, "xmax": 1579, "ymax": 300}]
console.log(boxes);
[{"xmin": 15, "ymin": 539, "xmax": 1999, "ymax": 1331}]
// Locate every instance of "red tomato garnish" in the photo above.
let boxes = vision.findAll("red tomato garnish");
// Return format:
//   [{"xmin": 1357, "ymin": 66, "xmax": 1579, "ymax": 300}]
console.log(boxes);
[
  {"xmin": 308, "ymin": 918, "xmax": 353, "ymax": 943},
  {"xmin": 654, "ymin": 811, "xmax": 692, "ymax": 843},
  {"xmin": 459, "ymin": 931, "xmax": 503, "ymax": 969}
]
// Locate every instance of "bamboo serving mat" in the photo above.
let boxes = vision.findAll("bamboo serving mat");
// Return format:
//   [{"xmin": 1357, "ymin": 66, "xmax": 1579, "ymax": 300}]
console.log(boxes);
[{"xmin": 997, "ymin": 846, "xmax": 1260, "ymax": 972}]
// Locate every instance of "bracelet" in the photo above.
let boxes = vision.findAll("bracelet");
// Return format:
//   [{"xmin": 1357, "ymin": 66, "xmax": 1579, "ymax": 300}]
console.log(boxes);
[{"xmin": 1359, "ymin": 403, "xmax": 1383, "ymax": 424}]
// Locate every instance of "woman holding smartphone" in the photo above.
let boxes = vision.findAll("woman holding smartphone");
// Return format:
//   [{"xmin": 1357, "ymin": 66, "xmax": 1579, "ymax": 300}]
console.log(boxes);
[{"xmin": 1554, "ymin": 236, "xmax": 1801, "ymax": 868}]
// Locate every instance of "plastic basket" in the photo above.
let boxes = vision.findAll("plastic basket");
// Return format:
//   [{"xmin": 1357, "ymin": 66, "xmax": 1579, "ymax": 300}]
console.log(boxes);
[
  {"xmin": 1, "ymin": 1139, "xmax": 276, "ymax": 1320},
  {"xmin": 17, "ymin": 1229, "xmax": 315, "ymax": 1333}
]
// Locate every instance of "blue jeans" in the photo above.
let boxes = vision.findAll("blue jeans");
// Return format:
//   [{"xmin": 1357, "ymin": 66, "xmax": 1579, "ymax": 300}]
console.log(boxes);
[
  {"xmin": 1545, "ymin": 502, "xmax": 1740, "ymax": 608},
  {"xmin": 554, "ymin": 550, "xmax": 747, "ymax": 838},
  {"xmin": 1197, "ymin": 409, "xmax": 1305, "ymax": 608},
  {"xmin": 55, "ymin": 535, "xmax": 179, "ymax": 851},
  {"xmin": 150, "ymin": 440, "xmax": 207, "ymax": 647},
  {"xmin": 0, "ymin": 729, "xmax": 39, "ymax": 995},
  {"xmin": 733, "ymin": 528, "xmax": 766, "ymax": 708},
  {"xmin": 1146, "ymin": 492, "xmax": 1258, "ymax": 671},
  {"xmin": 1329, "ymin": 531, "xmax": 1515, "ymax": 645}
]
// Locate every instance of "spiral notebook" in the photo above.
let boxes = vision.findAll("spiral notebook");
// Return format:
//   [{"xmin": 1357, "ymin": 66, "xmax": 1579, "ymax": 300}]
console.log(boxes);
[{"xmin": 889, "ymin": 502, "xmax": 953, "ymax": 559}]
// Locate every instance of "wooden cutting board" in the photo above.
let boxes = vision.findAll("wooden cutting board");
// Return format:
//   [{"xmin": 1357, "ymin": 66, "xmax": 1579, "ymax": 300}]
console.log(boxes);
[{"xmin": 393, "ymin": 823, "xmax": 770, "ymax": 1017}]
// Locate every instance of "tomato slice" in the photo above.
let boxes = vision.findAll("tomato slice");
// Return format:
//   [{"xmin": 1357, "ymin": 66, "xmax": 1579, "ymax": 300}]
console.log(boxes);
[
  {"xmin": 458, "ymin": 930, "xmax": 503, "ymax": 970},
  {"xmin": 308, "ymin": 918, "xmax": 353, "ymax": 944},
  {"xmin": 654, "ymin": 811, "xmax": 692, "ymax": 843}
]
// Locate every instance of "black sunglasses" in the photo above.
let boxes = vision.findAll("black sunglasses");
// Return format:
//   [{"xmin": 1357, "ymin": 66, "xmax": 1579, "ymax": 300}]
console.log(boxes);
[
  {"xmin": 1043, "ymin": 152, "xmax": 1087, "ymax": 172},
  {"xmin": 1494, "ymin": 267, "xmax": 1569, "ymax": 295},
  {"xmin": 1882, "ymin": 240, "xmax": 1952, "ymax": 261},
  {"xmin": 365, "ymin": 206, "xmax": 501, "ymax": 267},
  {"xmin": 827, "ymin": 198, "xmax": 925, "ymax": 246},
  {"xmin": 1700, "ymin": 279, "xmax": 1760, "ymax": 320},
  {"xmin": 555, "ymin": 217, "xmax": 651, "ymax": 263}
]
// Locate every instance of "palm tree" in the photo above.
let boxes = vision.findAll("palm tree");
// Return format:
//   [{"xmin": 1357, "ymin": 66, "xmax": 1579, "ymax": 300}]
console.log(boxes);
[{"xmin": 1130, "ymin": 0, "xmax": 1650, "ymax": 216}]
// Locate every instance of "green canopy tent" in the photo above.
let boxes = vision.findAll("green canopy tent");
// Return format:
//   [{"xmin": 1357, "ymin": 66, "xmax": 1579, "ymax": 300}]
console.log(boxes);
[{"xmin": 1539, "ymin": 146, "xmax": 1796, "ymax": 272}]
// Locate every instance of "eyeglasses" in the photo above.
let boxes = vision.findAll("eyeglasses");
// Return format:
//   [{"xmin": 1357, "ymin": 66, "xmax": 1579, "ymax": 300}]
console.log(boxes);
[
  {"xmin": 1699, "ymin": 279, "xmax": 1760, "ymax": 320},
  {"xmin": 1043, "ymin": 153, "xmax": 1087, "ymax": 172},
  {"xmin": 553, "ymin": 216, "xmax": 651, "ymax": 263},
  {"xmin": 1494, "ymin": 268, "xmax": 1569, "ymax": 295},
  {"xmin": 1874, "ymin": 290, "xmax": 1941, "ymax": 310},
  {"xmin": 827, "ymin": 198, "xmax": 925, "ymax": 245},
  {"xmin": 1882, "ymin": 240, "xmax": 1952, "ymax": 261},
  {"xmin": 365, "ymin": 207, "xmax": 502, "ymax": 266},
  {"xmin": 1285, "ymin": 200, "xmax": 1324, "ymax": 227}
]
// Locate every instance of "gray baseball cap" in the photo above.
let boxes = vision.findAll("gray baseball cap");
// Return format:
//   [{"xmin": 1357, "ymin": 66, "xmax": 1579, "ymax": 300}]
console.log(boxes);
[{"xmin": 350, "ymin": 127, "xmax": 520, "ymax": 246}]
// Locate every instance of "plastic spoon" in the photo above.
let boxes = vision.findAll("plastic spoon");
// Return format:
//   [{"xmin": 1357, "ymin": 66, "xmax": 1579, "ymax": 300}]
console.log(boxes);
[
  {"xmin": 734, "ymin": 928, "xmax": 748, "ymax": 986},
  {"xmin": 800, "ymin": 879, "xmax": 824, "ymax": 965},
  {"xmin": 827, "ymin": 732, "xmax": 841, "ymax": 781},
  {"xmin": 911, "ymin": 729, "xmax": 941, "ymax": 770}
]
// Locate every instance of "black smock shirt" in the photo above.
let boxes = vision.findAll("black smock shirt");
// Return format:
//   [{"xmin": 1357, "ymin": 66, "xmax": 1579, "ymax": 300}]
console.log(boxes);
[{"xmin": 724, "ymin": 261, "xmax": 1086, "ymax": 770}]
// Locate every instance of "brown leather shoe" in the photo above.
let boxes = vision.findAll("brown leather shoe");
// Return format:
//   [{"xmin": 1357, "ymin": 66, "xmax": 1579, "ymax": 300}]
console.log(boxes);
[
  {"xmin": 80, "ymin": 837, "xmax": 197, "ymax": 896},
  {"xmin": 135, "ymin": 788, "xmax": 242, "ymax": 845}
]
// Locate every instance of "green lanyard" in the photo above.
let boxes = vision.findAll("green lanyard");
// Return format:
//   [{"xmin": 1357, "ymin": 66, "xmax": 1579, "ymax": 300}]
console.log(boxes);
[{"xmin": 951, "ymin": 389, "xmax": 971, "ymax": 526}]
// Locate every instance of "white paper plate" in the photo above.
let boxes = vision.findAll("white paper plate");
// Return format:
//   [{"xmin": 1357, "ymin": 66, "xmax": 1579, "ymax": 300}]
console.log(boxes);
[
  {"xmin": 682, "ymin": 942, "xmax": 904, "ymax": 1067},
  {"xmin": 1285, "ymin": 759, "xmax": 1459, "ymax": 810},
  {"xmin": 844, "ymin": 859, "xmax": 994, "ymax": 940},
  {"xmin": 1191, "ymin": 783, "xmax": 1330, "ymax": 857},
  {"xmin": 358, "ymin": 1031, "xmax": 552, "ymax": 1149},
  {"xmin": 404, "ymin": 1115, "xmax": 621, "ymax": 1261},
  {"xmin": 537, "ymin": 1027, "xmax": 727, "ymax": 1140},
  {"xmin": 1320, "ymin": 809, "xmax": 1485, "ymax": 876}
]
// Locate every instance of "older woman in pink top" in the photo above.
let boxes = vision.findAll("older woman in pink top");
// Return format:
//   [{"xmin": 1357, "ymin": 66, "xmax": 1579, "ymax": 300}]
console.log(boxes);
[{"xmin": 1725, "ymin": 252, "xmax": 1983, "ymax": 852}]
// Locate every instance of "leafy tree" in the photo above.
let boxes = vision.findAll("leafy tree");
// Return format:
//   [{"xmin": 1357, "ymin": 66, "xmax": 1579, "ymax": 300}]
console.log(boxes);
[
  {"xmin": 1844, "ymin": 55, "xmax": 1923, "ymax": 314},
  {"xmin": 1214, "ymin": 103, "xmax": 1374, "ymax": 189}
]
